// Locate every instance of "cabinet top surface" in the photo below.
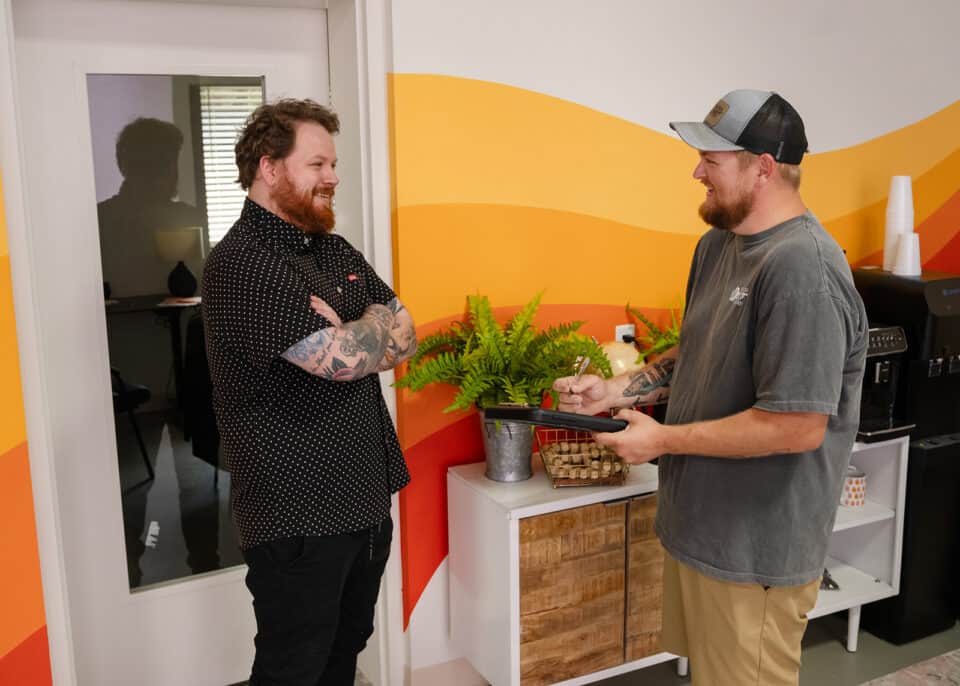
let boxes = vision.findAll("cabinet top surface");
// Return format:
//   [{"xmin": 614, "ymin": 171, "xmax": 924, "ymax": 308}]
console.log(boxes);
[
  {"xmin": 448, "ymin": 458, "xmax": 659, "ymax": 518},
  {"xmin": 446, "ymin": 436, "xmax": 905, "ymax": 520}
]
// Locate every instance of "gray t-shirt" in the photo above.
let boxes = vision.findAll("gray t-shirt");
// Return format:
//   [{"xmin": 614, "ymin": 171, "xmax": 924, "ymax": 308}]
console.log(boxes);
[{"xmin": 656, "ymin": 212, "xmax": 868, "ymax": 587}]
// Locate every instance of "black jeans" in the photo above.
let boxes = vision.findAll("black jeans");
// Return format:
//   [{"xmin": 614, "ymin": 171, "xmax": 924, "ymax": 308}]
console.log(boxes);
[{"xmin": 242, "ymin": 518, "xmax": 393, "ymax": 686}]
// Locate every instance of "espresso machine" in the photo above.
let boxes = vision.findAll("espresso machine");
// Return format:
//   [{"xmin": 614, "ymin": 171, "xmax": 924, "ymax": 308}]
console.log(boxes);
[
  {"xmin": 857, "ymin": 325, "xmax": 913, "ymax": 442},
  {"xmin": 853, "ymin": 268, "xmax": 960, "ymax": 439},
  {"xmin": 853, "ymin": 268, "xmax": 960, "ymax": 643}
]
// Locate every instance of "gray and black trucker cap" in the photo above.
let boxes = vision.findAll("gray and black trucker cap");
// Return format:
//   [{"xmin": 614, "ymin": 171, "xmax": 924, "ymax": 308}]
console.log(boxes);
[{"xmin": 669, "ymin": 89, "xmax": 808, "ymax": 164}]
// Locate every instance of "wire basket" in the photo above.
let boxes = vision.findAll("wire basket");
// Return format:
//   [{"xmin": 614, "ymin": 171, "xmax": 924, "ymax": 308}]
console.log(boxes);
[{"xmin": 534, "ymin": 427, "xmax": 629, "ymax": 488}]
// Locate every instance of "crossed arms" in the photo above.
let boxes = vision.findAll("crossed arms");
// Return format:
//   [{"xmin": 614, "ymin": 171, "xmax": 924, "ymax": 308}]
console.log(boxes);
[{"xmin": 282, "ymin": 296, "xmax": 417, "ymax": 381}]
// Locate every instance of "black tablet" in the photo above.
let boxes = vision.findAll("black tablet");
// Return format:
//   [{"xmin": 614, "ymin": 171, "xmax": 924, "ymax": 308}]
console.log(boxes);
[{"xmin": 483, "ymin": 406, "xmax": 628, "ymax": 433}]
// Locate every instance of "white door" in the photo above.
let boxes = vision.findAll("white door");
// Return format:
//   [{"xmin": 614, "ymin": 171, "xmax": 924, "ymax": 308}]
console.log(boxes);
[{"xmin": 9, "ymin": 1, "xmax": 337, "ymax": 684}]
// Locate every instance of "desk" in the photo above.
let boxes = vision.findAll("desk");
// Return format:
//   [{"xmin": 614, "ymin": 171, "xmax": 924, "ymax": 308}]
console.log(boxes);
[{"xmin": 105, "ymin": 295, "xmax": 201, "ymax": 415}]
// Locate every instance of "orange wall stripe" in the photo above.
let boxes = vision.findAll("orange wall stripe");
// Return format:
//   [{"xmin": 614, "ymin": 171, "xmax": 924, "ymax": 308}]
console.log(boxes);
[
  {"xmin": 394, "ymin": 204, "xmax": 694, "ymax": 327},
  {"xmin": 1, "ymin": 172, "xmax": 48, "ymax": 668},
  {"xmin": 0, "ymin": 257, "xmax": 28, "ymax": 457},
  {"xmin": 915, "ymin": 188, "xmax": 960, "ymax": 262},
  {"xmin": 0, "ymin": 625, "xmax": 52, "ymax": 686},
  {"xmin": 822, "ymin": 150, "xmax": 960, "ymax": 263},
  {"xmin": 400, "ymin": 414, "xmax": 485, "ymax": 627},
  {"xmin": 389, "ymin": 74, "xmax": 705, "ymax": 237},
  {"xmin": 925, "ymin": 227, "xmax": 960, "ymax": 273},
  {"xmin": 0, "ymin": 442, "xmax": 46, "ymax": 659},
  {"xmin": 804, "ymin": 102, "xmax": 960, "ymax": 222},
  {"xmin": 389, "ymin": 74, "xmax": 960, "ymax": 236}
]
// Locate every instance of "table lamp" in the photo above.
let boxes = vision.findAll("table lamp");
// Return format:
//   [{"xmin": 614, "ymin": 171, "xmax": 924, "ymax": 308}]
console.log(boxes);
[{"xmin": 154, "ymin": 226, "xmax": 204, "ymax": 297}]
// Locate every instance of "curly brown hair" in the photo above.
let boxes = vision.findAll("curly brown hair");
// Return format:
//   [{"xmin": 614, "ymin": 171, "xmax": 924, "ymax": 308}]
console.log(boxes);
[{"xmin": 234, "ymin": 98, "xmax": 340, "ymax": 190}]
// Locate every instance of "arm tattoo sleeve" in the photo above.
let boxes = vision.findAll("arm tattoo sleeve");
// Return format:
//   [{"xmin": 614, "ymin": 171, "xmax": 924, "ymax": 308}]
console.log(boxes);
[
  {"xmin": 377, "ymin": 298, "xmax": 418, "ymax": 371},
  {"xmin": 622, "ymin": 357, "xmax": 675, "ymax": 400},
  {"xmin": 282, "ymin": 305, "xmax": 394, "ymax": 381}
]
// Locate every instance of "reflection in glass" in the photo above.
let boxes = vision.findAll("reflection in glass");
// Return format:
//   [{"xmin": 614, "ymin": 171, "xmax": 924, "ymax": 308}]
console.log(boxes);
[
  {"xmin": 88, "ymin": 73, "xmax": 264, "ymax": 591},
  {"xmin": 97, "ymin": 116, "xmax": 205, "ymax": 298}
]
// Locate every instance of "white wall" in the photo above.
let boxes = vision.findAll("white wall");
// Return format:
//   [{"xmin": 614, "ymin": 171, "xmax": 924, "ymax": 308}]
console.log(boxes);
[{"xmin": 392, "ymin": 0, "xmax": 960, "ymax": 152}]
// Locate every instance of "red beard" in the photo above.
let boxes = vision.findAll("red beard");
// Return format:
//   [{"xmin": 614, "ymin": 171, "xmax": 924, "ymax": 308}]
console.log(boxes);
[
  {"xmin": 273, "ymin": 171, "xmax": 336, "ymax": 235},
  {"xmin": 698, "ymin": 188, "xmax": 753, "ymax": 232}
]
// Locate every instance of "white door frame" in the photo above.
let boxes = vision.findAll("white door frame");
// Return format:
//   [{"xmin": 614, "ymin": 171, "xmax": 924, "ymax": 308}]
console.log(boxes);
[
  {"xmin": 328, "ymin": 1, "xmax": 409, "ymax": 684},
  {"xmin": 0, "ymin": 0, "xmax": 406, "ymax": 683}
]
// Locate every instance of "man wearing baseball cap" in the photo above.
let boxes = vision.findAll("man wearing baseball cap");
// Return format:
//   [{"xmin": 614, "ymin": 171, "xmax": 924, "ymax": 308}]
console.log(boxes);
[{"xmin": 554, "ymin": 90, "xmax": 868, "ymax": 685}]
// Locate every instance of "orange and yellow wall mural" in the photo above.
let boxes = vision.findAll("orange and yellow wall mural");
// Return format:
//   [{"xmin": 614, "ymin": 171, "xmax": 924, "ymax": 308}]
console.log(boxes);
[
  {"xmin": 0, "ymin": 175, "xmax": 52, "ymax": 684},
  {"xmin": 390, "ymin": 74, "xmax": 960, "ymax": 635}
]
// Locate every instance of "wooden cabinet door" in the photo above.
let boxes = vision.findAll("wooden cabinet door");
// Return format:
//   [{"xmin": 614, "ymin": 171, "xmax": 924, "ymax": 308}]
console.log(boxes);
[
  {"xmin": 626, "ymin": 493, "xmax": 665, "ymax": 661},
  {"xmin": 518, "ymin": 502, "xmax": 627, "ymax": 686}
]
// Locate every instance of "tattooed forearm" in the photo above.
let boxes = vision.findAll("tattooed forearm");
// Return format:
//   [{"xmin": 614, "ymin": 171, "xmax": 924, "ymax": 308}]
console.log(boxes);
[
  {"xmin": 282, "ymin": 305, "xmax": 395, "ymax": 381},
  {"xmin": 286, "ymin": 330, "xmax": 335, "ymax": 365},
  {"xmin": 378, "ymin": 322, "xmax": 418, "ymax": 370},
  {"xmin": 622, "ymin": 358, "xmax": 675, "ymax": 401},
  {"xmin": 376, "ymin": 303, "xmax": 418, "ymax": 371},
  {"xmin": 364, "ymin": 303, "xmax": 395, "ymax": 330}
]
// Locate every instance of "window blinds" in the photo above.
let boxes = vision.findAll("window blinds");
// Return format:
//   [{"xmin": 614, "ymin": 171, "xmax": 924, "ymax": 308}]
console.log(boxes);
[{"xmin": 198, "ymin": 85, "xmax": 263, "ymax": 246}]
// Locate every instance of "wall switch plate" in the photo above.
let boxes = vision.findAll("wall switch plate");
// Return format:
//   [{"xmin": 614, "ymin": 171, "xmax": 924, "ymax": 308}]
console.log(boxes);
[{"xmin": 615, "ymin": 324, "xmax": 635, "ymax": 342}]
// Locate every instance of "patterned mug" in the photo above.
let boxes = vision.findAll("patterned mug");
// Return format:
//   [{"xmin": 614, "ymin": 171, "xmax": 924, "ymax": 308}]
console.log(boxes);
[{"xmin": 840, "ymin": 465, "xmax": 867, "ymax": 508}]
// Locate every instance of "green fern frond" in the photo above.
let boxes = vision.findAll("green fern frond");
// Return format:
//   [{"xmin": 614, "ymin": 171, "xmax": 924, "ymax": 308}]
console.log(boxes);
[
  {"xmin": 395, "ymin": 351, "xmax": 463, "ymax": 391},
  {"xmin": 468, "ymin": 295, "xmax": 508, "ymax": 369},
  {"xmin": 448, "ymin": 362, "xmax": 497, "ymax": 411},
  {"xmin": 627, "ymin": 300, "xmax": 684, "ymax": 361},
  {"xmin": 505, "ymin": 291, "xmax": 542, "ymax": 360},
  {"xmin": 626, "ymin": 303, "xmax": 663, "ymax": 338},
  {"xmin": 394, "ymin": 293, "xmax": 614, "ymax": 412},
  {"xmin": 409, "ymin": 330, "xmax": 463, "ymax": 363},
  {"xmin": 530, "ymin": 321, "xmax": 584, "ymax": 351}
]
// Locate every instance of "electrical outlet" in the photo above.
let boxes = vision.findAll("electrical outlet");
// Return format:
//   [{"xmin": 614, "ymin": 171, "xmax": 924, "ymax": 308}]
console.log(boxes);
[{"xmin": 615, "ymin": 323, "xmax": 635, "ymax": 342}]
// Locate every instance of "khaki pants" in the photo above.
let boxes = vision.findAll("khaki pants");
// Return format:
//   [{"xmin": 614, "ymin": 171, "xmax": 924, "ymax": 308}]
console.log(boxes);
[{"xmin": 661, "ymin": 553, "xmax": 820, "ymax": 686}]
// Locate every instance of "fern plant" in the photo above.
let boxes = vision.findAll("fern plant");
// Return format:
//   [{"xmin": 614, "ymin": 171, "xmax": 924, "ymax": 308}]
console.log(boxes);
[
  {"xmin": 626, "ymin": 302, "xmax": 684, "ymax": 361},
  {"xmin": 396, "ymin": 292, "xmax": 611, "ymax": 412}
]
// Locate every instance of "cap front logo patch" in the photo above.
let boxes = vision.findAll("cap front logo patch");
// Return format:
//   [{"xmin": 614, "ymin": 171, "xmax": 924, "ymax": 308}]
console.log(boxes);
[{"xmin": 704, "ymin": 100, "xmax": 729, "ymax": 127}]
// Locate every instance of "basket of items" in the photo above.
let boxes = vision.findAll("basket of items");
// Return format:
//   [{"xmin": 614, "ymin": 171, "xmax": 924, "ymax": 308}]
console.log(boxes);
[{"xmin": 535, "ymin": 427, "xmax": 629, "ymax": 487}]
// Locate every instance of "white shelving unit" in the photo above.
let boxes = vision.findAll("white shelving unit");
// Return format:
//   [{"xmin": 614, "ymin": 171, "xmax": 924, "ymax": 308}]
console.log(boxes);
[
  {"xmin": 809, "ymin": 435, "xmax": 909, "ymax": 651},
  {"xmin": 447, "ymin": 435, "xmax": 909, "ymax": 684}
]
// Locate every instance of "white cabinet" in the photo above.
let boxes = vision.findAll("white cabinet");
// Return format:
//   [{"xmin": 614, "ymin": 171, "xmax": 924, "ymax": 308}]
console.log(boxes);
[
  {"xmin": 448, "ymin": 461, "xmax": 677, "ymax": 686},
  {"xmin": 447, "ymin": 435, "xmax": 908, "ymax": 685}
]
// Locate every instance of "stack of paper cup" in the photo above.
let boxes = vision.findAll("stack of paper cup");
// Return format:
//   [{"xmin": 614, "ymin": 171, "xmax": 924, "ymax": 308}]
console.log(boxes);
[
  {"xmin": 893, "ymin": 232, "xmax": 922, "ymax": 276},
  {"xmin": 884, "ymin": 176, "xmax": 915, "ymax": 271}
]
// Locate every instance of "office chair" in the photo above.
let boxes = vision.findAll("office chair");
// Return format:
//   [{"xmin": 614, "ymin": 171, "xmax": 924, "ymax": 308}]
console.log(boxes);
[{"xmin": 111, "ymin": 367, "xmax": 154, "ymax": 481}]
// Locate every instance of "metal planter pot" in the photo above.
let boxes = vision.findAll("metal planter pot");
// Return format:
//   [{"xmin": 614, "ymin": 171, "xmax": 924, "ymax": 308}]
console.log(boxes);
[{"xmin": 480, "ymin": 409, "xmax": 534, "ymax": 482}]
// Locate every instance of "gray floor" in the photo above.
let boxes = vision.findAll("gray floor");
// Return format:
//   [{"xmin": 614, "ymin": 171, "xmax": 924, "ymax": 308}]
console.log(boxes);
[
  {"xmin": 596, "ymin": 616, "xmax": 960, "ymax": 685},
  {"xmin": 230, "ymin": 671, "xmax": 371, "ymax": 685}
]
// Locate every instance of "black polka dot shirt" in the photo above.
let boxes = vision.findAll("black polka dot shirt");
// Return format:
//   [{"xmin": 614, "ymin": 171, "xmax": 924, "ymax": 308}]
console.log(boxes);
[{"xmin": 201, "ymin": 198, "xmax": 410, "ymax": 550}]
